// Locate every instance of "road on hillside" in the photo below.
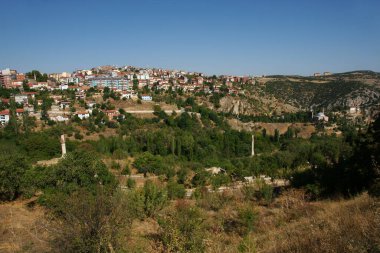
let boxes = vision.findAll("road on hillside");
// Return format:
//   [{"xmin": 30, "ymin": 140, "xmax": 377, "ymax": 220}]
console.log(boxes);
[{"xmin": 123, "ymin": 109, "xmax": 184, "ymax": 114}]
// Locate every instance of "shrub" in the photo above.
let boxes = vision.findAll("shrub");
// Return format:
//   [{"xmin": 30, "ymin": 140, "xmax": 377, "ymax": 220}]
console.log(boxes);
[
  {"xmin": 237, "ymin": 207, "xmax": 258, "ymax": 235},
  {"xmin": 140, "ymin": 180, "xmax": 167, "ymax": 218},
  {"xmin": 210, "ymin": 174, "xmax": 231, "ymax": 189},
  {"xmin": 52, "ymin": 189, "xmax": 134, "ymax": 253},
  {"xmin": 122, "ymin": 166, "xmax": 131, "ymax": 175},
  {"xmin": 0, "ymin": 153, "xmax": 30, "ymax": 201},
  {"xmin": 110, "ymin": 161, "xmax": 121, "ymax": 170},
  {"xmin": 255, "ymin": 179, "xmax": 273, "ymax": 205},
  {"xmin": 158, "ymin": 202, "xmax": 206, "ymax": 252},
  {"xmin": 167, "ymin": 180, "xmax": 186, "ymax": 200},
  {"xmin": 242, "ymin": 184, "xmax": 256, "ymax": 201},
  {"xmin": 223, "ymin": 206, "xmax": 258, "ymax": 236},
  {"xmin": 238, "ymin": 235, "xmax": 257, "ymax": 253},
  {"xmin": 74, "ymin": 132, "xmax": 83, "ymax": 140},
  {"xmin": 196, "ymin": 191, "xmax": 232, "ymax": 211},
  {"xmin": 126, "ymin": 178, "xmax": 136, "ymax": 189}
]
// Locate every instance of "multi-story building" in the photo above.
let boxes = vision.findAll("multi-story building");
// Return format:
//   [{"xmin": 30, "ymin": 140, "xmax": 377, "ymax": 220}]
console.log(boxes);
[
  {"xmin": 16, "ymin": 73, "xmax": 25, "ymax": 82},
  {"xmin": 60, "ymin": 77, "xmax": 81, "ymax": 84},
  {"xmin": 88, "ymin": 77, "xmax": 129, "ymax": 91},
  {"xmin": 2, "ymin": 75, "xmax": 13, "ymax": 88}
]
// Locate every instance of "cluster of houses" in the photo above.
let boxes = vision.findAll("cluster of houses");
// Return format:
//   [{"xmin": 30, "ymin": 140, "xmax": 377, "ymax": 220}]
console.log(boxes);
[
  {"xmin": 0, "ymin": 65, "xmax": 258, "ymax": 125},
  {"xmin": 1, "ymin": 66, "xmax": 253, "ymax": 96}
]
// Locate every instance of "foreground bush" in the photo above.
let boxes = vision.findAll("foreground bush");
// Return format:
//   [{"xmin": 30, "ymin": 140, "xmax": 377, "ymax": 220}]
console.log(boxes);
[
  {"xmin": 158, "ymin": 201, "xmax": 206, "ymax": 253},
  {"xmin": 0, "ymin": 153, "xmax": 29, "ymax": 201},
  {"xmin": 52, "ymin": 188, "xmax": 134, "ymax": 253}
]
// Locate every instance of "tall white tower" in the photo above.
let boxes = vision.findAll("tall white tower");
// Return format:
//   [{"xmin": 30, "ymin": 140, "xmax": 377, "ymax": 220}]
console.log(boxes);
[
  {"xmin": 60, "ymin": 134, "xmax": 66, "ymax": 157},
  {"xmin": 251, "ymin": 134, "xmax": 255, "ymax": 157}
]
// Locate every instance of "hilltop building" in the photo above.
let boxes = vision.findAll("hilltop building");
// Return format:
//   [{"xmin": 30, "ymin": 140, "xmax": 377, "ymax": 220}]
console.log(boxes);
[{"xmin": 88, "ymin": 77, "xmax": 129, "ymax": 91}]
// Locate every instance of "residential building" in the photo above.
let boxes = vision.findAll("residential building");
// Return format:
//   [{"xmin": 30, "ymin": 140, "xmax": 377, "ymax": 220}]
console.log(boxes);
[
  {"xmin": 141, "ymin": 94, "xmax": 152, "ymax": 101},
  {"xmin": 74, "ymin": 111, "xmax": 90, "ymax": 120},
  {"xmin": 0, "ymin": 109, "xmax": 10, "ymax": 125},
  {"xmin": 14, "ymin": 94, "xmax": 28, "ymax": 104},
  {"xmin": 88, "ymin": 77, "xmax": 129, "ymax": 91}
]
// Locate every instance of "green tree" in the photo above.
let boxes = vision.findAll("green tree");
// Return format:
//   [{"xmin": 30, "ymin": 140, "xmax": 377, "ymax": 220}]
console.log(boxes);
[
  {"xmin": 0, "ymin": 153, "xmax": 29, "ymax": 201},
  {"xmin": 167, "ymin": 179, "xmax": 186, "ymax": 199},
  {"xmin": 141, "ymin": 180, "xmax": 167, "ymax": 217},
  {"xmin": 51, "ymin": 151, "xmax": 116, "ymax": 194}
]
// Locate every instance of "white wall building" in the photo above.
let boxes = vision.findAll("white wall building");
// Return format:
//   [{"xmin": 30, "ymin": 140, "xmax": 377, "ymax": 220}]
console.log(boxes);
[
  {"xmin": 141, "ymin": 95, "xmax": 152, "ymax": 101},
  {"xmin": 0, "ymin": 110, "xmax": 10, "ymax": 125}
]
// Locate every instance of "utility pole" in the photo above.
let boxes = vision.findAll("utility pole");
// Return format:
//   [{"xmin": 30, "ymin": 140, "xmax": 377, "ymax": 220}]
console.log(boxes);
[{"xmin": 251, "ymin": 134, "xmax": 255, "ymax": 157}]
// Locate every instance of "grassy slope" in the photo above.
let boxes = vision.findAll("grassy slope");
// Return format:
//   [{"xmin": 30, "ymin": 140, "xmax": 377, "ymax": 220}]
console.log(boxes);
[{"xmin": 1, "ymin": 192, "xmax": 378, "ymax": 253}]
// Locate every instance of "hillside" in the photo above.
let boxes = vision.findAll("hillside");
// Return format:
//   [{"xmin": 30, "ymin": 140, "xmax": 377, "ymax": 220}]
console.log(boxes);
[
  {"xmin": 212, "ymin": 71, "xmax": 380, "ymax": 116},
  {"xmin": 1, "ymin": 192, "xmax": 378, "ymax": 253}
]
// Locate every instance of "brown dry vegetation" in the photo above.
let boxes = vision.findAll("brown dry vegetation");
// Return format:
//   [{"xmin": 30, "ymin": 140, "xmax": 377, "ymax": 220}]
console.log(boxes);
[
  {"xmin": 0, "ymin": 198, "xmax": 52, "ymax": 253},
  {"xmin": 0, "ymin": 190, "xmax": 378, "ymax": 253}
]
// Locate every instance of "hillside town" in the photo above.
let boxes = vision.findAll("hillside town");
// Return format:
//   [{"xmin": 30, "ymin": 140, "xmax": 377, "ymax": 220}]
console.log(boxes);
[
  {"xmin": 1, "ymin": 65, "xmax": 375, "ymax": 128},
  {"xmin": 0, "ymin": 65, "xmax": 255, "ymax": 124}
]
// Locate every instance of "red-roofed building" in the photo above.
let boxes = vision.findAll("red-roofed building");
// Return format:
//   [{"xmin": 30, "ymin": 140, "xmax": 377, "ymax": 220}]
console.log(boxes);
[
  {"xmin": 1, "ymin": 98, "xmax": 10, "ymax": 104},
  {"xmin": 0, "ymin": 109, "xmax": 10, "ymax": 125},
  {"xmin": 103, "ymin": 109, "xmax": 119, "ymax": 120},
  {"xmin": 16, "ymin": 108, "xmax": 24, "ymax": 116}
]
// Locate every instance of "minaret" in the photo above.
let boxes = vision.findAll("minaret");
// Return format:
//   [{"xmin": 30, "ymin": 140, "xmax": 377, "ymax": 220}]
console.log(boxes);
[
  {"xmin": 251, "ymin": 134, "xmax": 255, "ymax": 157},
  {"xmin": 60, "ymin": 134, "xmax": 66, "ymax": 157}
]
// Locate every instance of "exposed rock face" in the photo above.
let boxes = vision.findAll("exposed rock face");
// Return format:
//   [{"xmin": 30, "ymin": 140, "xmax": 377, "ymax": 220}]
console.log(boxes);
[
  {"xmin": 327, "ymin": 87, "xmax": 380, "ymax": 109},
  {"xmin": 218, "ymin": 96, "xmax": 258, "ymax": 115},
  {"xmin": 206, "ymin": 71, "xmax": 380, "ymax": 116},
  {"xmin": 217, "ymin": 95, "xmax": 299, "ymax": 116}
]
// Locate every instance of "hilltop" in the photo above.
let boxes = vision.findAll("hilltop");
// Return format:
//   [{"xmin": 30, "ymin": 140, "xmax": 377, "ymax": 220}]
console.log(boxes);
[{"xmin": 209, "ymin": 71, "xmax": 380, "ymax": 117}]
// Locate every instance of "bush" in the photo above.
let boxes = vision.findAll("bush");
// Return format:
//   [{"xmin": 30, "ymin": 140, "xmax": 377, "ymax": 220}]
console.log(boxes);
[
  {"xmin": 241, "ymin": 184, "xmax": 256, "ymax": 201},
  {"xmin": 130, "ymin": 180, "xmax": 167, "ymax": 218},
  {"xmin": 39, "ymin": 151, "xmax": 117, "ymax": 207},
  {"xmin": 167, "ymin": 180, "xmax": 186, "ymax": 200},
  {"xmin": 196, "ymin": 191, "xmax": 232, "ymax": 211},
  {"xmin": 122, "ymin": 166, "xmax": 131, "ymax": 175},
  {"xmin": 210, "ymin": 174, "xmax": 231, "ymax": 189},
  {"xmin": 0, "ymin": 153, "xmax": 30, "ymax": 201},
  {"xmin": 52, "ymin": 189, "xmax": 134, "ymax": 253},
  {"xmin": 158, "ymin": 202, "xmax": 206, "ymax": 252},
  {"xmin": 74, "ymin": 132, "xmax": 83, "ymax": 140},
  {"xmin": 223, "ymin": 206, "xmax": 258, "ymax": 236},
  {"xmin": 255, "ymin": 179, "xmax": 273, "ymax": 205},
  {"xmin": 126, "ymin": 178, "xmax": 136, "ymax": 189},
  {"xmin": 133, "ymin": 152, "xmax": 171, "ymax": 176},
  {"xmin": 238, "ymin": 235, "xmax": 257, "ymax": 253},
  {"xmin": 237, "ymin": 207, "xmax": 258, "ymax": 235},
  {"xmin": 111, "ymin": 161, "xmax": 121, "ymax": 170}
]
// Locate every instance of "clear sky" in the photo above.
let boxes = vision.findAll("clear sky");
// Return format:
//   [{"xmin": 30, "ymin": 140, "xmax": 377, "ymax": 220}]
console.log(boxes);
[{"xmin": 1, "ymin": 0, "xmax": 379, "ymax": 76}]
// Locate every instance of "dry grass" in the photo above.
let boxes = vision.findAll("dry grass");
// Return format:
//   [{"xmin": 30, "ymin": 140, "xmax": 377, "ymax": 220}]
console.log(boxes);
[
  {"xmin": 0, "ymin": 198, "xmax": 52, "ymax": 253},
  {"xmin": 0, "ymin": 190, "xmax": 378, "ymax": 253},
  {"xmin": 256, "ymin": 192, "xmax": 380, "ymax": 253}
]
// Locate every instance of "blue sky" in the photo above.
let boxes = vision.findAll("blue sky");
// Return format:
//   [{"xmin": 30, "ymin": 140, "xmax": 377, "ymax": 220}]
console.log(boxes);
[{"xmin": 0, "ymin": 0, "xmax": 379, "ymax": 75}]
